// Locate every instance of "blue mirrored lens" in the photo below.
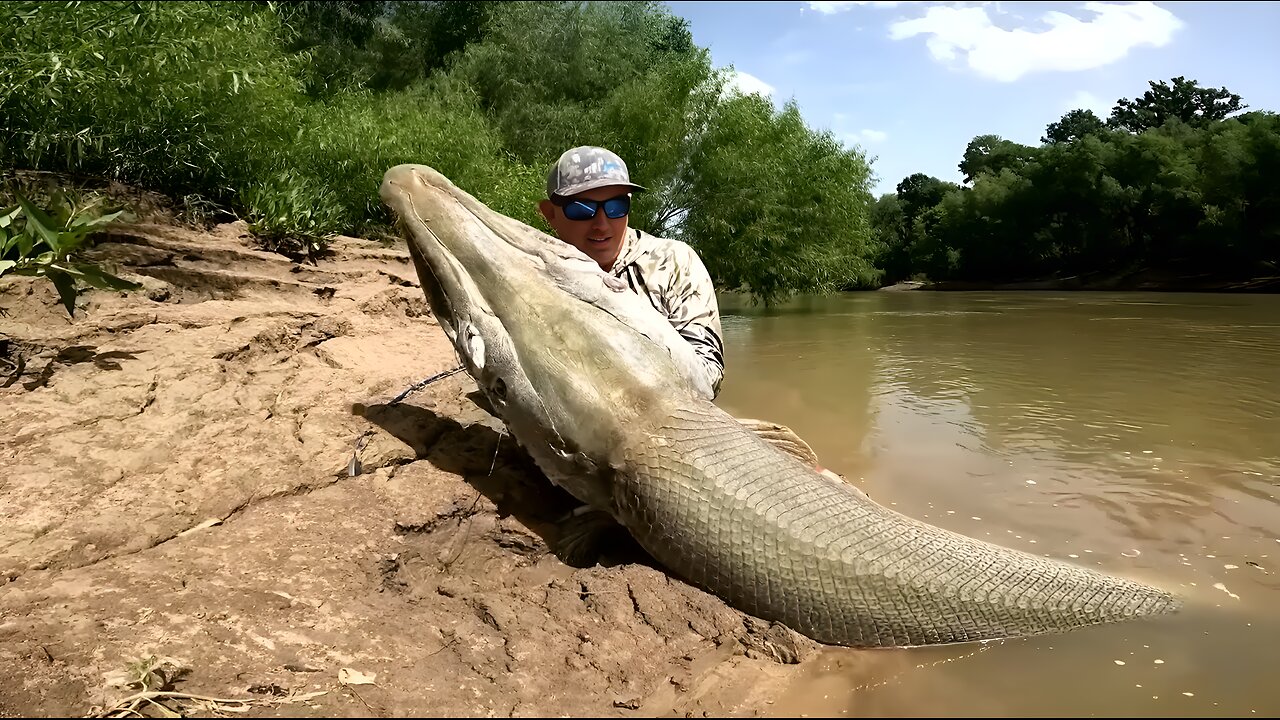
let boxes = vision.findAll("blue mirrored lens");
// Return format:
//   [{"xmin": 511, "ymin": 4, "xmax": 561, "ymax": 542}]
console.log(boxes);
[
  {"xmin": 562, "ymin": 195, "xmax": 630, "ymax": 221},
  {"xmin": 563, "ymin": 201, "xmax": 597, "ymax": 221},
  {"xmin": 602, "ymin": 196, "xmax": 630, "ymax": 219}
]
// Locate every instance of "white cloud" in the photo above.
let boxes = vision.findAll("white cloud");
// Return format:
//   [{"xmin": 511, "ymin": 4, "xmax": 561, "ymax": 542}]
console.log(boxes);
[
  {"xmin": 1064, "ymin": 89, "xmax": 1113, "ymax": 118},
  {"xmin": 723, "ymin": 70, "xmax": 775, "ymax": 98},
  {"xmin": 807, "ymin": 0, "xmax": 902, "ymax": 12},
  {"xmin": 842, "ymin": 129, "xmax": 890, "ymax": 146},
  {"xmin": 830, "ymin": 112, "xmax": 887, "ymax": 146},
  {"xmin": 888, "ymin": 2, "xmax": 1184, "ymax": 82}
]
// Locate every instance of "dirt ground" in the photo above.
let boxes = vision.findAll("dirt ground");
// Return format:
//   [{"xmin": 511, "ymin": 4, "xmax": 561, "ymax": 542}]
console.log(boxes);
[{"xmin": 0, "ymin": 216, "xmax": 830, "ymax": 718}]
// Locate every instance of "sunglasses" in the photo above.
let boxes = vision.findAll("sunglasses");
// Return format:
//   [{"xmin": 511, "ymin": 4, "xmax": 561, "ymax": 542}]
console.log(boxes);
[{"xmin": 552, "ymin": 194, "xmax": 631, "ymax": 222}]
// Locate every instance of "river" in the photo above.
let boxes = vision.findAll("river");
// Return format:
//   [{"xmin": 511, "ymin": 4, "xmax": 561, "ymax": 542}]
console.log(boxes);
[{"xmin": 713, "ymin": 291, "xmax": 1280, "ymax": 718}]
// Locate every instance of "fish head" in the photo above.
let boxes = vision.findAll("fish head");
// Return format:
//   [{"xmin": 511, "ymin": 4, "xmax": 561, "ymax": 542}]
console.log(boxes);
[{"xmin": 379, "ymin": 164, "xmax": 710, "ymax": 505}]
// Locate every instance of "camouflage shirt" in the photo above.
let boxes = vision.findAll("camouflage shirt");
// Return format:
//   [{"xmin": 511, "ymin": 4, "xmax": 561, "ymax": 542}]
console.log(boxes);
[{"xmin": 609, "ymin": 228, "xmax": 724, "ymax": 399}]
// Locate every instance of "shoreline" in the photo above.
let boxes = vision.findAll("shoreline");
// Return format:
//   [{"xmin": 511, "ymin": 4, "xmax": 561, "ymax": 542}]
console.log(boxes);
[{"xmin": 880, "ymin": 272, "xmax": 1280, "ymax": 293}]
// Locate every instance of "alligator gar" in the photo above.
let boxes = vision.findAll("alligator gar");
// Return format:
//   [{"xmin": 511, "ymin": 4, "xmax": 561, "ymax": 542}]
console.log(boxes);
[{"xmin": 379, "ymin": 163, "xmax": 1181, "ymax": 648}]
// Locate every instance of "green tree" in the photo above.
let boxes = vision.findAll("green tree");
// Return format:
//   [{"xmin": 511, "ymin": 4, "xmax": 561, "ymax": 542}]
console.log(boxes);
[
  {"xmin": 445, "ymin": 1, "xmax": 708, "ymax": 165},
  {"xmin": 949, "ymin": 168, "xmax": 1040, "ymax": 279},
  {"xmin": 869, "ymin": 193, "xmax": 910, "ymax": 282},
  {"xmin": 436, "ymin": 0, "xmax": 717, "ymax": 238},
  {"xmin": 1108, "ymin": 76, "xmax": 1246, "ymax": 133},
  {"xmin": 0, "ymin": 0, "xmax": 886, "ymax": 304},
  {"xmin": 869, "ymin": 173, "xmax": 961, "ymax": 282},
  {"xmin": 958, "ymin": 135, "xmax": 1039, "ymax": 184},
  {"xmin": 275, "ymin": 1, "xmax": 497, "ymax": 98},
  {"xmin": 434, "ymin": 0, "xmax": 887, "ymax": 305},
  {"xmin": 1042, "ymin": 109, "xmax": 1107, "ymax": 144},
  {"xmin": 678, "ymin": 95, "xmax": 880, "ymax": 304},
  {"xmin": 895, "ymin": 173, "xmax": 955, "ymax": 215},
  {"xmin": 867, "ymin": 78, "xmax": 1275, "ymax": 286},
  {"xmin": 1025, "ymin": 135, "xmax": 1127, "ymax": 273}
]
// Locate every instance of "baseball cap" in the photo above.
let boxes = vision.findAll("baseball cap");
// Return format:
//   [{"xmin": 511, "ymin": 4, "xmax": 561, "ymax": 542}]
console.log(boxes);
[{"xmin": 546, "ymin": 146, "xmax": 647, "ymax": 199}]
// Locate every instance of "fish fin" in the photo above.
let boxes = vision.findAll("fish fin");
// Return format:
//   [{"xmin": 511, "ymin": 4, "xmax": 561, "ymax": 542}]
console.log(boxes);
[
  {"xmin": 737, "ymin": 417, "xmax": 870, "ymax": 497},
  {"xmin": 736, "ymin": 417, "xmax": 823, "ymax": 468}
]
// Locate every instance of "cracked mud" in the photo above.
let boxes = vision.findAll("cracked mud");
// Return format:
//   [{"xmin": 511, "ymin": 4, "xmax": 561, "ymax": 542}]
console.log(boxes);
[{"xmin": 0, "ymin": 218, "xmax": 832, "ymax": 718}]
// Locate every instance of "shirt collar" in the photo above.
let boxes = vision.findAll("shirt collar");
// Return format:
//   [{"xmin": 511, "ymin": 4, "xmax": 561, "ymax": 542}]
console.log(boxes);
[{"xmin": 609, "ymin": 228, "xmax": 643, "ymax": 275}]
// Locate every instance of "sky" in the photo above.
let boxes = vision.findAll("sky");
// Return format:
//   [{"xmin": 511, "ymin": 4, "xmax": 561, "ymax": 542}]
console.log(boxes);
[{"xmin": 664, "ymin": 1, "xmax": 1280, "ymax": 196}]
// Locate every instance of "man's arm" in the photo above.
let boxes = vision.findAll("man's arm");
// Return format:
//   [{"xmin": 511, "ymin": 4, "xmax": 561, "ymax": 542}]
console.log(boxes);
[
  {"xmin": 663, "ymin": 242, "xmax": 725, "ymax": 399},
  {"xmin": 679, "ymin": 322, "xmax": 725, "ymax": 399}
]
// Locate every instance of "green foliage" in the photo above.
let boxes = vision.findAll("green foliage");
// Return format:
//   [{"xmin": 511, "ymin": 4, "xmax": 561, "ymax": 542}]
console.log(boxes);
[
  {"xmin": 958, "ymin": 135, "xmax": 1040, "ymax": 184},
  {"xmin": 595, "ymin": 58, "xmax": 723, "ymax": 238},
  {"xmin": 1, "ymin": 1, "xmax": 305, "ymax": 196},
  {"xmin": 1, "ymin": 0, "xmax": 882, "ymax": 304},
  {"xmin": 274, "ymin": 1, "xmax": 399, "ymax": 97},
  {"xmin": 0, "ymin": 189, "xmax": 140, "ymax": 316},
  {"xmin": 268, "ymin": 0, "xmax": 876, "ymax": 303},
  {"xmin": 896, "ymin": 173, "xmax": 956, "ymax": 215},
  {"xmin": 872, "ymin": 75, "xmax": 1279, "ymax": 285},
  {"xmin": 447, "ymin": 1, "xmax": 708, "ymax": 164},
  {"xmin": 1043, "ymin": 109, "xmax": 1107, "ymax": 145},
  {"xmin": 287, "ymin": 79, "xmax": 543, "ymax": 229},
  {"xmin": 276, "ymin": 1, "xmax": 498, "ymax": 98},
  {"xmin": 868, "ymin": 193, "xmax": 909, "ymax": 281},
  {"xmin": 239, "ymin": 169, "xmax": 345, "ymax": 259},
  {"xmin": 678, "ymin": 95, "xmax": 881, "ymax": 305},
  {"xmin": 871, "ymin": 174, "xmax": 962, "ymax": 283},
  {"xmin": 8, "ymin": 0, "xmax": 1275, "ymax": 304},
  {"xmin": 1108, "ymin": 76, "xmax": 1247, "ymax": 133}
]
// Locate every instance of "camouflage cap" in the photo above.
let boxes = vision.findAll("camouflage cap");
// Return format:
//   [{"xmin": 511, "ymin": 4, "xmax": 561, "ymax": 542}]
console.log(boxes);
[{"xmin": 546, "ymin": 146, "xmax": 647, "ymax": 199}]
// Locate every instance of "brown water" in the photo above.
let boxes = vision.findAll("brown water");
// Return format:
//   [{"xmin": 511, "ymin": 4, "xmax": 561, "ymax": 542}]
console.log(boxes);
[{"xmin": 713, "ymin": 291, "xmax": 1280, "ymax": 718}]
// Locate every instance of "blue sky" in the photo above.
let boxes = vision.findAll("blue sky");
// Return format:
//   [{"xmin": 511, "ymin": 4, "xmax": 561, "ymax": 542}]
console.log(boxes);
[{"xmin": 664, "ymin": 1, "xmax": 1280, "ymax": 196}]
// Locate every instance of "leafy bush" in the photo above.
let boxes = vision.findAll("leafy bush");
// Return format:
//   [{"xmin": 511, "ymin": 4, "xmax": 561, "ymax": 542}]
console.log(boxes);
[
  {"xmin": 282, "ymin": 80, "xmax": 545, "ymax": 233},
  {"xmin": 0, "ymin": 189, "xmax": 140, "ymax": 316},
  {"xmin": 1, "ymin": 1, "xmax": 887, "ymax": 302},
  {"xmin": 1, "ymin": 1, "xmax": 304, "ymax": 198},
  {"xmin": 240, "ymin": 169, "xmax": 346, "ymax": 260}
]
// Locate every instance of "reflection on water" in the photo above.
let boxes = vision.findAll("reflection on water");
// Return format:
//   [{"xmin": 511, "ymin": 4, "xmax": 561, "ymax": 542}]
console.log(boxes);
[{"xmin": 714, "ymin": 291, "xmax": 1280, "ymax": 717}]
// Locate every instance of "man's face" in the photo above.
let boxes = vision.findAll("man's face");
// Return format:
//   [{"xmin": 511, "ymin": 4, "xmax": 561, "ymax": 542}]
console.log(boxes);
[{"xmin": 538, "ymin": 185, "xmax": 631, "ymax": 272}]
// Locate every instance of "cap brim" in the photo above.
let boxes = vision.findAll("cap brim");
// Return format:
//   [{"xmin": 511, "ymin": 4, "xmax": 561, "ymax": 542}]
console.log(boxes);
[{"xmin": 554, "ymin": 179, "xmax": 647, "ymax": 197}]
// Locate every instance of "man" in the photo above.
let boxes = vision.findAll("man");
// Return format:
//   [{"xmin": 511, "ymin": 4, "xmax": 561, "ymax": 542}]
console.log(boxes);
[
  {"xmin": 538, "ymin": 146, "xmax": 725, "ymax": 400},
  {"xmin": 537, "ymin": 147, "xmax": 852, "ymax": 565},
  {"xmin": 539, "ymin": 146, "xmax": 847, "ymax": 488}
]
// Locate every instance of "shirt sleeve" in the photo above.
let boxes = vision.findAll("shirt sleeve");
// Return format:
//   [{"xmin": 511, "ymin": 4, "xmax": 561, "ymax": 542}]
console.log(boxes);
[{"xmin": 661, "ymin": 242, "xmax": 725, "ymax": 400}]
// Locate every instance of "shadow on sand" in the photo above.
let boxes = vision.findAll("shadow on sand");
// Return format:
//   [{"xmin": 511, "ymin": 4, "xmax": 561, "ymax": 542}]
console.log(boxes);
[{"xmin": 356, "ymin": 392, "xmax": 652, "ymax": 569}]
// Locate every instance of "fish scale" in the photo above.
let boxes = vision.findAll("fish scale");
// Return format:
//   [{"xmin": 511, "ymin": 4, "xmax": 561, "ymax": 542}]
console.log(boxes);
[{"xmin": 615, "ymin": 404, "xmax": 1179, "ymax": 647}]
